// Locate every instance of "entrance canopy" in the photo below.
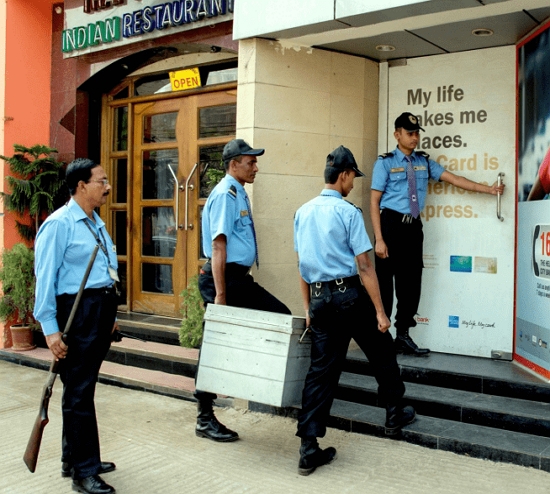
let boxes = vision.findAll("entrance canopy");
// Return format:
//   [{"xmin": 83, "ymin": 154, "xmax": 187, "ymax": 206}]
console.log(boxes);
[{"xmin": 234, "ymin": 0, "xmax": 550, "ymax": 61}]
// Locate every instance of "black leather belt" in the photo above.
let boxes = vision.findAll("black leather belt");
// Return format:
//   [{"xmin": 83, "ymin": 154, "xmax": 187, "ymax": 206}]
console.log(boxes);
[
  {"xmin": 381, "ymin": 208, "xmax": 421, "ymax": 224},
  {"xmin": 83, "ymin": 285, "xmax": 117, "ymax": 296},
  {"xmin": 310, "ymin": 275, "xmax": 360, "ymax": 292},
  {"xmin": 202, "ymin": 260, "xmax": 251, "ymax": 277}
]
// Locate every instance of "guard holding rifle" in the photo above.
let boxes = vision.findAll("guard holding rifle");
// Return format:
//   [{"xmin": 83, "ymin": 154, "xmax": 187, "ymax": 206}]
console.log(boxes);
[
  {"xmin": 34, "ymin": 158, "xmax": 119, "ymax": 494},
  {"xmin": 294, "ymin": 146, "xmax": 415, "ymax": 476}
]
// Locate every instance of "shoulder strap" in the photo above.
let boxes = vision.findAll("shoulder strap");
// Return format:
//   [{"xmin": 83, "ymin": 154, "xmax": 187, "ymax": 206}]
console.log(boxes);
[
  {"xmin": 227, "ymin": 184, "xmax": 237, "ymax": 199},
  {"xmin": 345, "ymin": 200, "xmax": 363, "ymax": 213}
]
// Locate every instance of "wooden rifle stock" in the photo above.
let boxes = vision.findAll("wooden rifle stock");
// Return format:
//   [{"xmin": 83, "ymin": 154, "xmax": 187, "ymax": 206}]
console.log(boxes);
[{"xmin": 23, "ymin": 245, "xmax": 99, "ymax": 473}]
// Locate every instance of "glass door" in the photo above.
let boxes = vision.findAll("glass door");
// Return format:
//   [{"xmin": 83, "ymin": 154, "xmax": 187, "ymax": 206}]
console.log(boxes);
[{"xmin": 130, "ymin": 91, "xmax": 236, "ymax": 316}]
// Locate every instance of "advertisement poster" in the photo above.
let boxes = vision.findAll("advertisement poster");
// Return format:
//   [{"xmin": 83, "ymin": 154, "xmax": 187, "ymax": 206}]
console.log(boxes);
[
  {"xmin": 517, "ymin": 22, "xmax": 550, "ymax": 375},
  {"xmin": 385, "ymin": 46, "xmax": 516, "ymax": 358}
]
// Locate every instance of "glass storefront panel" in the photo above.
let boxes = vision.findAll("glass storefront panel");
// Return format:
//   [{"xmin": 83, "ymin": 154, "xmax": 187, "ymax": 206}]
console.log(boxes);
[
  {"xmin": 199, "ymin": 144, "xmax": 225, "ymax": 199},
  {"xmin": 143, "ymin": 112, "xmax": 177, "ymax": 143},
  {"xmin": 113, "ymin": 106, "xmax": 128, "ymax": 151},
  {"xmin": 112, "ymin": 211, "xmax": 127, "ymax": 256},
  {"xmin": 199, "ymin": 104, "xmax": 236, "ymax": 138},
  {"xmin": 142, "ymin": 263, "xmax": 173, "ymax": 294},
  {"xmin": 142, "ymin": 149, "xmax": 179, "ymax": 200},
  {"xmin": 142, "ymin": 207, "xmax": 176, "ymax": 258}
]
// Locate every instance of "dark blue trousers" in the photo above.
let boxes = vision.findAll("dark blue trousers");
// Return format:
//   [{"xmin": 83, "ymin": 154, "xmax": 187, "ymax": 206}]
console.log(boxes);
[
  {"xmin": 56, "ymin": 287, "xmax": 118, "ymax": 480},
  {"xmin": 297, "ymin": 283, "xmax": 405, "ymax": 439}
]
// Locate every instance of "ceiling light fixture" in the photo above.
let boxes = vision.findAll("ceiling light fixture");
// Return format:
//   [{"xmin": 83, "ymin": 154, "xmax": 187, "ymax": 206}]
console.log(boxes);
[
  {"xmin": 376, "ymin": 44, "xmax": 396, "ymax": 52},
  {"xmin": 472, "ymin": 28, "xmax": 494, "ymax": 37}
]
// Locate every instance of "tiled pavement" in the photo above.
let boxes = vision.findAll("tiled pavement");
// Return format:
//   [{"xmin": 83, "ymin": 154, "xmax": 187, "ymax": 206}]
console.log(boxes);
[{"xmin": 2, "ymin": 359, "xmax": 550, "ymax": 494}]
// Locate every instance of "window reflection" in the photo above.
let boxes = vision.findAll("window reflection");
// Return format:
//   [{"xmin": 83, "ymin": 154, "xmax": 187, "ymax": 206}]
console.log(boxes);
[
  {"xmin": 199, "ymin": 145, "xmax": 225, "ymax": 199},
  {"xmin": 143, "ymin": 112, "xmax": 177, "ymax": 143},
  {"xmin": 142, "ymin": 150, "xmax": 179, "ymax": 200},
  {"xmin": 113, "ymin": 106, "xmax": 128, "ymax": 151},
  {"xmin": 142, "ymin": 207, "xmax": 176, "ymax": 258},
  {"xmin": 199, "ymin": 105, "xmax": 236, "ymax": 138},
  {"xmin": 142, "ymin": 263, "xmax": 173, "ymax": 294}
]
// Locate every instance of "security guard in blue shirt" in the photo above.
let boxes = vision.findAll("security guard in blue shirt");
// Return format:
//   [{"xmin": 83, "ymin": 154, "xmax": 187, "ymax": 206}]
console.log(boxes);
[
  {"xmin": 294, "ymin": 145, "xmax": 415, "ymax": 476},
  {"xmin": 197, "ymin": 139, "xmax": 291, "ymax": 442},
  {"xmin": 371, "ymin": 112, "xmax": 505, "ymax": 355},
  {"xmin": 34, "ymin": 158, "xmax": 118, "ymax": 494}
]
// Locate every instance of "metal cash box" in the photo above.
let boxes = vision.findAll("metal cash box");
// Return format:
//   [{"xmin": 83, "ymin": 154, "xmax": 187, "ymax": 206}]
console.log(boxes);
[{"xmin": 196, "ymin": 304, "xmax": 311, "ymax": 407}]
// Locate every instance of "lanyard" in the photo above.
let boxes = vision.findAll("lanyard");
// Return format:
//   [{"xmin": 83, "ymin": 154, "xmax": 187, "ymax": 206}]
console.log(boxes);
[{"xmin": 83, "ymin": 218, "xmax": 111, "ymax": 266}]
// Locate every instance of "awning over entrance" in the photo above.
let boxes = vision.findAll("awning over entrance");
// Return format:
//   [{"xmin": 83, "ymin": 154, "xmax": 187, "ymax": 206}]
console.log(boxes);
[{"xmin": 234, "ymin": 0, "xmax": 550, "ymax": 61}]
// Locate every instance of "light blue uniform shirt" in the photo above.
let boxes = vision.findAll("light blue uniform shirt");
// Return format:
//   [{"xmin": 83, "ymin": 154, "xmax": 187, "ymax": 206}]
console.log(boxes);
[
  {"xmin": 294, "ymin": 189, "xmax": 373, "ymax": 284},
  {"xmin": 34, "ymin": 198, "xmax": 118, "ymax": 336},
  {"xmin": 202, "ymin": 174, "xmax": 256, "ymax": 267},
  {"xmin": 371, "ymin": 147, "xmax": 445, "ymax": 214}
]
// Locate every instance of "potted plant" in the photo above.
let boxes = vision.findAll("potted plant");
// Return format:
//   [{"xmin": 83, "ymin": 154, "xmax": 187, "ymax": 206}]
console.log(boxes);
[
  {"xmin": 0, "ymin": 243, "xmax": 37, "ymax": 350},
  {"xmin": 0, "ymin": 144, "xmax": 68, "ymax": 349}
]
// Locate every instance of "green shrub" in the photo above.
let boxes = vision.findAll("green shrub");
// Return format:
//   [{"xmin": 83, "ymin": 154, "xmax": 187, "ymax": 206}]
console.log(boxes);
[
  {"xmin": 179, "ymin": 275, "xmax": 205, "ymax": 348},
  {"xmin": 0, "ymin": 144, "xmax": 67, "ymax": 242},
  {"xmin": 0, "ymin": 243, "xmax": 37, "ymax": 327}
]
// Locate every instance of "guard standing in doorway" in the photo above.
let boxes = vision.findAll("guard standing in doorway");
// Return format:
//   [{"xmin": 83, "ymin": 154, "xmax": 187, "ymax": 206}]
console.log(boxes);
[
  {"xmin": 294, "ymin": 145, "xmax": 415, "ymax": 476},
  {"xmin": 370, "ymin": 112, "xmax": 505, "ymax": 355},
  {"xmin": 196, "ymin": 139, "xmax": 291, "ymax": 442}
]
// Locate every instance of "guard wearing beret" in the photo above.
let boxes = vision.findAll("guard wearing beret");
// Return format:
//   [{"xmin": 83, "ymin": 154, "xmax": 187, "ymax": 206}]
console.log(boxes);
[
  {"xmin": 294, "ymin": 146, "xmax": 415, "ymax": 476},
  {"xmin": 196, "ymin": 138, "xmax": 291, "ymax": 442},
  {"xmin": 370, "ymin": 112, "xmax": 505, "ymax": 355}
]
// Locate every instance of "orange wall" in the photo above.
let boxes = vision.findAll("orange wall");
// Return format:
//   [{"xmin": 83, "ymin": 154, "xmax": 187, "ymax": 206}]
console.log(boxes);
[
  {"xmin": 4, "ymin": 0, "xmax": 57, "ymax": 249},
  {"xmin": 1, "ymin": 1, "xmax": 56, "ymax": 347}
]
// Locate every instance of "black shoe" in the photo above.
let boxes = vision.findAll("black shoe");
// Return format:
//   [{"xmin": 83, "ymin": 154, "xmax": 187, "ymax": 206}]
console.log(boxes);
[
  {"xmin": 62, "ymin": 462, "xmax": 116, "ymax": 478},
  {"xmin": 196, "ymin": 415, "xmax": 239, "ymax": 442},
  {"xmin": 298, "ymin": 446, "xmax": 337, "ymax": 476},
  {"xmin": 72, "ymin": 475, "xmax": 116, "ymax": 494},
  {"xmin": 395, "ymin": 334, "xmax": 430, "ymax": 356},
  {"xmin": 385, "ymin": 405, "xmax": 416, "ymax": 436}
]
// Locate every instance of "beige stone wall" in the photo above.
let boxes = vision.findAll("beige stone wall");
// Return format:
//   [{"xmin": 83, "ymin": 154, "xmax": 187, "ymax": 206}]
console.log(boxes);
[{"xmin": 237, "ymin": 38, "xmax": 379, "ymax": 314}]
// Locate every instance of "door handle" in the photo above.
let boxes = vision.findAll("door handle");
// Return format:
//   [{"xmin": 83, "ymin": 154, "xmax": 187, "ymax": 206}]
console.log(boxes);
[
  {"xmin": 185, "ymin": 162, "xmax": 199, "ymax": 231},
  {"xmin": 496, "ymin": 172, "xmax": 505, "ymax": 222},
  {"xmin": 167, "ymin": 164, "xmax": 184, "ymax": 230}
]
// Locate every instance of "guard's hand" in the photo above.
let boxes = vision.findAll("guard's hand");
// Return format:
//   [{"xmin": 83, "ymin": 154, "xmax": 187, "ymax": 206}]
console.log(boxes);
[
  {"xmin": 375, "ymin": 239, "xmax": 389, "ymax": 259},
  {"xmin": 46, "ymin": 331, "xmax": 68, "ymax": 360},
  {"xmin": 489, "ymin": 180, "xmax": 505, "ymax": 196},
  {"xmin": 112, "ymin": 321, "xmax": 119, "ymax": 334},
  {"xmin": 214, "ymin": 294, "xmax": 227, "ymax": 305},
  {"xmin": 376, "ymin": 312, "xmax": 391, "ymax": 333}
]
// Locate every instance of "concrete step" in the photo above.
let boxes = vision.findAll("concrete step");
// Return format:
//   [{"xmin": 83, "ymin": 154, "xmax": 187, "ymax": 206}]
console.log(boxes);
[
  {"xmin": 337, "ymin": 372, "xmax": 550, "ymax": 438},
  {"xmin": 0, "ymin": 347, "xmax": 196, "ymax": 402},
  {"xmin": 345, "ymin": 349, "xmax": 550, "ymax": 403},
  {"xmin": 106, "ymin": 337, "xmax": 198, "ymax": 378},
  {"xmin": 116, "ymin": 312, "xmax": 181, "ymax": 345},
  {"xmin": 328, "ymin": 399, "xmax": 550, "ymax": 472}
]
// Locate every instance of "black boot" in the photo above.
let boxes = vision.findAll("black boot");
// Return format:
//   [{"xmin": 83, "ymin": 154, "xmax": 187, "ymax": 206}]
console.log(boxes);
[
  {"xmin": 395, "ymin": 329, "xmax": 430, "ymax": 356},
  {"xmin": 298, "ymin": 437, "xmax": 337, "ymax": 476},
  {"xmin": 196, "ymin": 400, "xmax": 239, "ymax": 442},
  {"xmin": 385, "ymin": 404, "xmax": 416, "ymax": 436}
]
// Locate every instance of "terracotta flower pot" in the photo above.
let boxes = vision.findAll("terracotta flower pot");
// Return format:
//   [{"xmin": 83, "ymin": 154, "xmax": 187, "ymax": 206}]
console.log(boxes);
[{"xmin": 10, "ymin": 324, "xmax": 36, "ymax": 351}]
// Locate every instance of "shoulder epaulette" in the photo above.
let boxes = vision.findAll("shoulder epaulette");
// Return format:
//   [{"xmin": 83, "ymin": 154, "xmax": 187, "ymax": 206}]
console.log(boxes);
[
  {"xmin": 378, "ymin": 152, "xmax": 394, "ymax": 159},
  {"xmin": 416, "ymin": 150, "xmax": 430, "ymax": 161},
  {"xmin": 345, "ymin": 200, "xmax": 363, "ymax": 212},
  {"xmin": 228, "ymin": 185, "xmax": 237, "ymax": 198}
]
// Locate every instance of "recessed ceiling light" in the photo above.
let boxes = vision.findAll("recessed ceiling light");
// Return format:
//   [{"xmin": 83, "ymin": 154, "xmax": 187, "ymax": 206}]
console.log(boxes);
[
  {"xmin": 376, "ymin": 44, "xmax": 396, "ymax": 52},
  {"xmin": 472, "ymin": 28, "xmax": 493, "ymax": 37}
]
